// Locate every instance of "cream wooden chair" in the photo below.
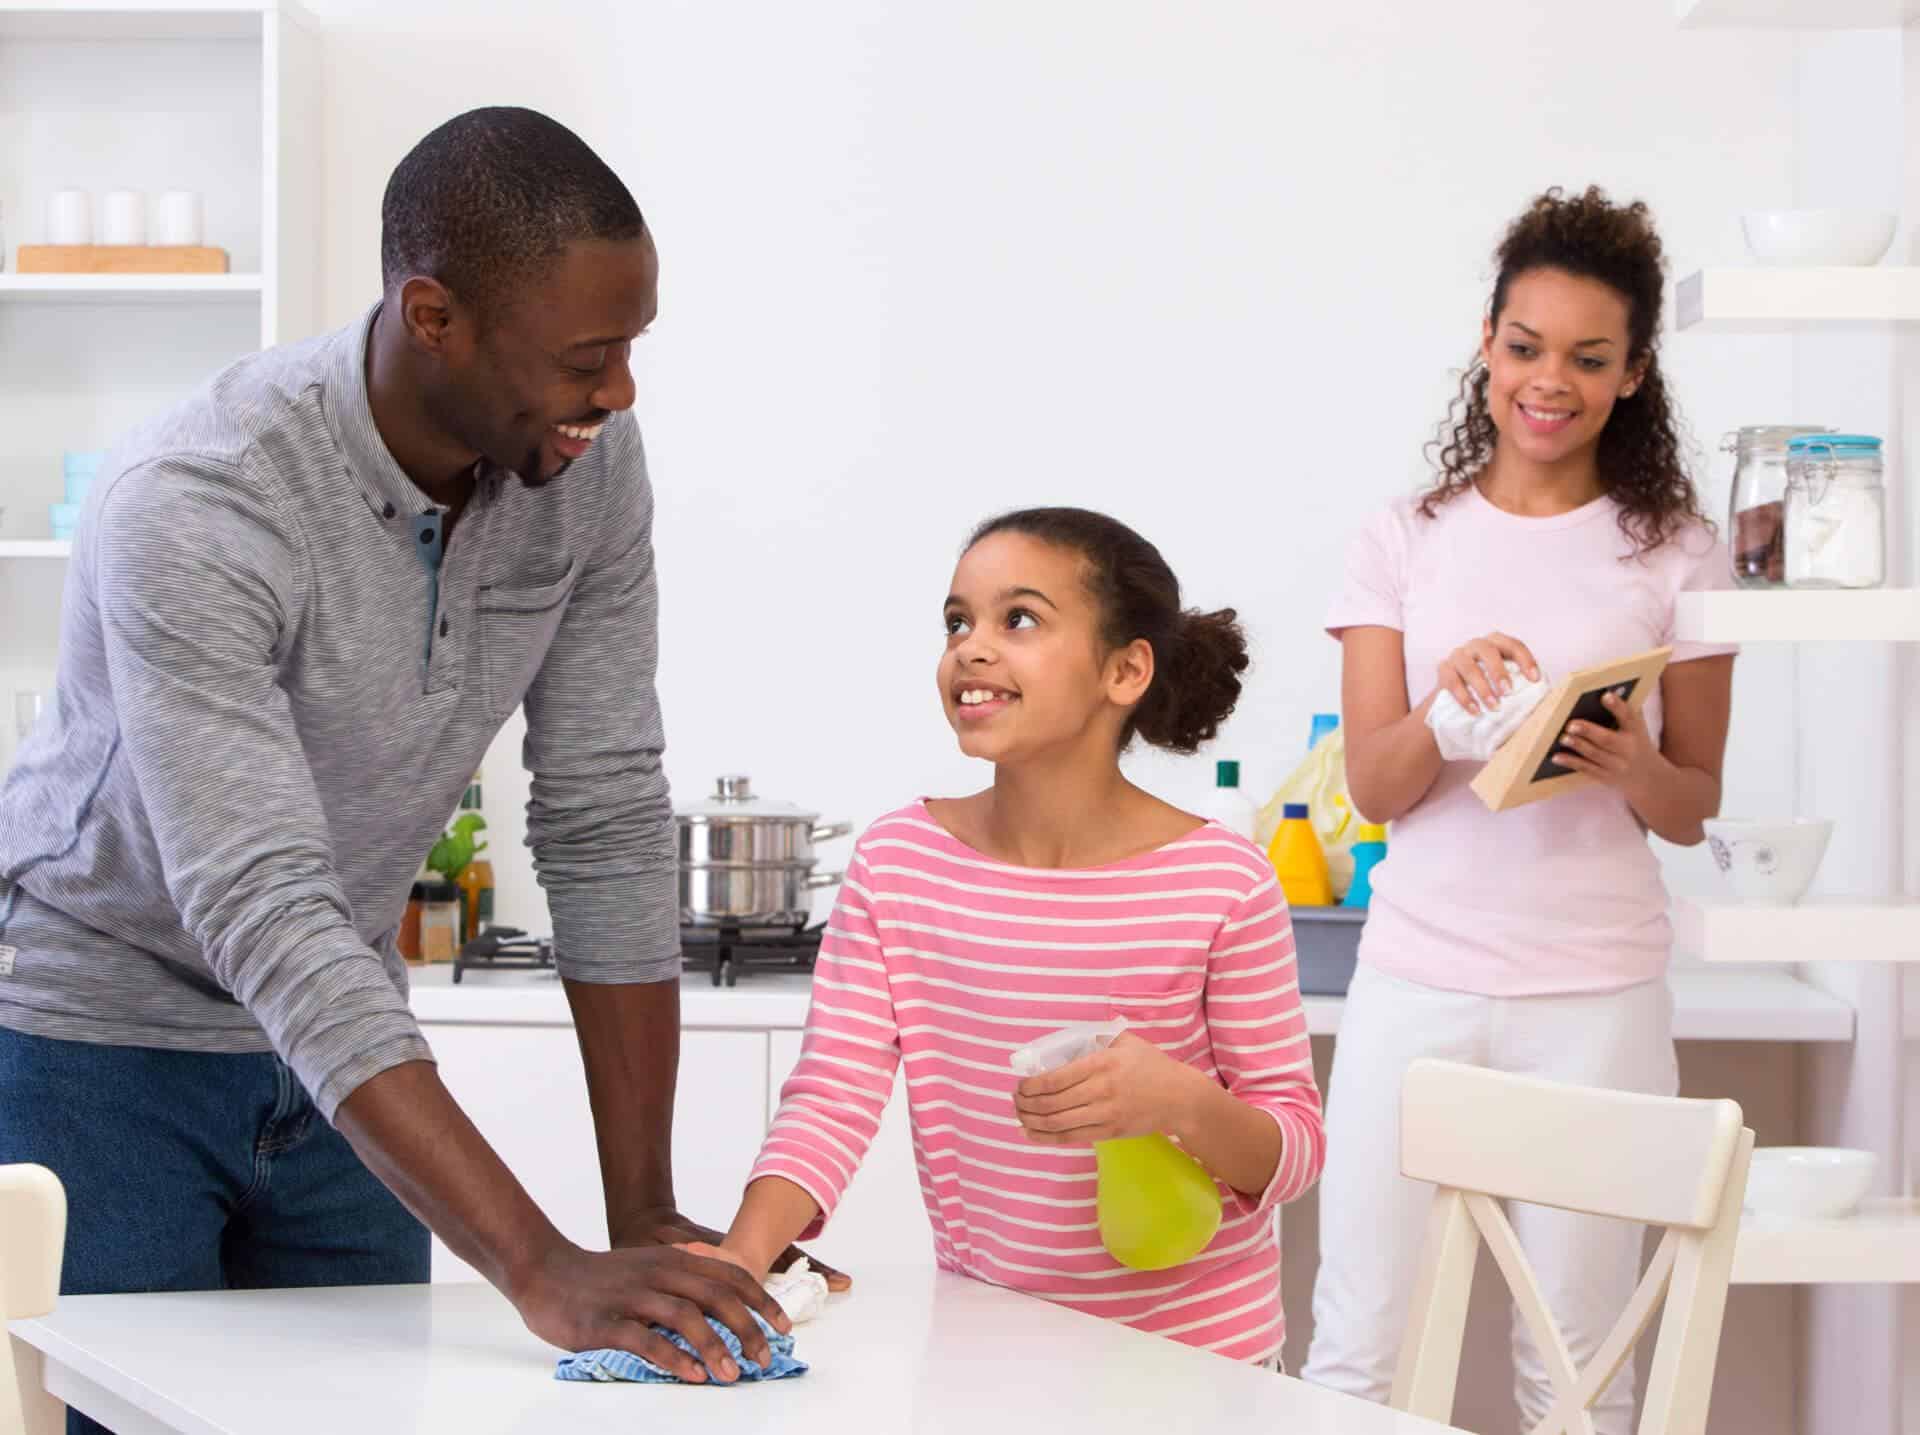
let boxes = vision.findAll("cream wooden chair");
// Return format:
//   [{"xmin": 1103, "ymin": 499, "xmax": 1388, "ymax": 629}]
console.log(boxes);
[
  {"xmin": 1391, "ymin": 1060, "xmax": 1753, "ymax": 1435},
  {"xmin": 1, "ymin": 1165, "xmax": 67, "ymax": 1435}
]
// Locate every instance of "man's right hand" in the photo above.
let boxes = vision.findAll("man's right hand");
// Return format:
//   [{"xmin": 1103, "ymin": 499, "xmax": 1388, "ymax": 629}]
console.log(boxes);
[
  {"xmin": 512, "ymin": 1239, "xmax": 791, "ymax": 1384},
  {"xmin": 332, "ymin": 1063, "xmax": 792, "ymax": 1385}
]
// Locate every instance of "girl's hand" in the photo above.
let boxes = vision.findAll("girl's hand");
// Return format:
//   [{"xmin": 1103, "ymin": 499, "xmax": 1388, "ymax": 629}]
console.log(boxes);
[
  {"xmin": 1436, "ymin": 632, "xmax": 1541, "ymax": 716},
  {"xmin": 1550, "ymin": 689, "xmax": 1665, "ymax": 800},
  {"xmin": 1013, "ymin": 1033, "xmax": 1198, "ymax": 1145},
  {"xmin": 678, "ymin": 1240, "xmax": 771, "ymax": 1286}
]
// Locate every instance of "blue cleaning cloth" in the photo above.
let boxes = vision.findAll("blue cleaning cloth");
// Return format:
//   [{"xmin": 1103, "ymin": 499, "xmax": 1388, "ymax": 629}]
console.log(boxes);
[{"xmin": 555, "ymin": 1310, "xmax": 807, "ymax": 1385}]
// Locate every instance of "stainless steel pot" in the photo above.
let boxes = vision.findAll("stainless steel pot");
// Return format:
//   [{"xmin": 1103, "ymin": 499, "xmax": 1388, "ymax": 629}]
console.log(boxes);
[{"xmin": 676, "ymin": 775, "xmax": 852, "ymax": 929}]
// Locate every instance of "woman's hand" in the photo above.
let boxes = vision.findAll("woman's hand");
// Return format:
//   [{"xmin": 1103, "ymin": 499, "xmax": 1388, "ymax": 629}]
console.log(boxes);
[
  {"xmin": 1548, "ymin": 689, "xmax": 1666, "ymax": 802},
  {"xmin": 1436, "ymin": 632, "xmax": 1540, "ymax": 716},
  {"xmin": 1013, "ymin": 1033, "xmax": 1199, "ymax": 1145}
]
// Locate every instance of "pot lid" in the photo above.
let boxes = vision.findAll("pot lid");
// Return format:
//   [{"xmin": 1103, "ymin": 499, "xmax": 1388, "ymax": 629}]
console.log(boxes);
[{"xmin": 676, "ymin": 775, "xmax": 820, "ymax": 822}]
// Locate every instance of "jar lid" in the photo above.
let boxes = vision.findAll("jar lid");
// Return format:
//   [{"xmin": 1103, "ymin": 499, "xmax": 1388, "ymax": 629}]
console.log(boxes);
[
  {"xmin": 1788, "ymin": 433, "xmax": 1882, "ymax": 453},
  {"xmin": 675, "ymin": 775, "xmax": 819, "ymax": 822},
  {"xmin": 419, "ymin": 880, "xmax": 459, "ymax": 901}
]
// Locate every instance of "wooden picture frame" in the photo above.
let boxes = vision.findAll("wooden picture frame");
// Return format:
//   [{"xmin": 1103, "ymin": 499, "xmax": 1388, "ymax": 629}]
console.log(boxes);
[{"xmin": 1469, "ymin": 646, "xmax": 1673, "ymax": 813}]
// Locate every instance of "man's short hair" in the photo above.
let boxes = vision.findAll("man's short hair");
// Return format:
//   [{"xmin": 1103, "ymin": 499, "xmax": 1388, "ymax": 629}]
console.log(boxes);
[{"xmin": 380, "ymin": 107, "xmax": 645, "ymax": 316}]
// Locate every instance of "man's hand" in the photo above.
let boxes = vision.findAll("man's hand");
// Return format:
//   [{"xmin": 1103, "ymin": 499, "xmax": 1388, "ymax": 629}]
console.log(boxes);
[
  {"xmin": 513, "ymin": 1240, "xmax": 791, "ymax": 1384},
  {"xmin": 610, "ymin": 1205, "xmax": 851, "ymax": 1293}
]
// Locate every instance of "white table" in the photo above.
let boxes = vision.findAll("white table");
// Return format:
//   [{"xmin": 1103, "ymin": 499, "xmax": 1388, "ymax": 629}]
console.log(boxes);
[{"xmin": 12, "ymin": 1266, "xmax": 1466, "ymax": 1434}]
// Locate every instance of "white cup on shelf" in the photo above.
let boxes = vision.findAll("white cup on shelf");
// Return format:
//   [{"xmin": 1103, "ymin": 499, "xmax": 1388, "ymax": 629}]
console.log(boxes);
[
  {"xmin": 155, "ymin": 190, "xmax": 203, "ymax": 247},
  {"xmin": 100, "ymin": 190, "xmax": 145, "ymax": 246},
  {"xmin": 46, "ymin": 189, "xmax": 92, "ymax": 245}
]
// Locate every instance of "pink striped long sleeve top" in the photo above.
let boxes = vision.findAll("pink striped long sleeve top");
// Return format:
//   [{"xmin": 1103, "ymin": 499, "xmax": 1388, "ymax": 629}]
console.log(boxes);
[{"xmin": 748, "ymin": 803, "xmax": 1325, "ymax": 1363}]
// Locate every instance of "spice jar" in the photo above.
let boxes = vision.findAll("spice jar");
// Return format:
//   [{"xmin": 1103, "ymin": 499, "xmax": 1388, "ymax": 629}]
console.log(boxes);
[
  {"xmin": 1785, "ymin": 434, "xmax": 1885, "ymax": 590},
  {"xmin": 1726, "ymin": 426, "xmax": 1830, "ymax": 588},
  {"xmin": 417, "ymin": 880, "xmax": 462, "ymax": 963}
]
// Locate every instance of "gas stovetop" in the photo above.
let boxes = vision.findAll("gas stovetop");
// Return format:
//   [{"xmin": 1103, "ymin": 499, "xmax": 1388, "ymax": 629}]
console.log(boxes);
[
  {"xmin": 451, "ymin": 927, "xmax": 554, "ymax": 984},
  {"xmin": 680, "ymin": 923, "xmax": 824, "ymax": 987},
  {"xmin": 449, "ymin": 923, "xmax": 822, "ymax": 988}
]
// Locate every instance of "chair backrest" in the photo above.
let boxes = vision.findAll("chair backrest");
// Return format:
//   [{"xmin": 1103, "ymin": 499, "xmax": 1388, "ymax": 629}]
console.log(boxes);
[
  {"xmin": 1, "ymin": 1164, "xmax": 67, "ymax": 1435},
  {"xmin": 1391, "ymin": 1060, "xmax": 1753, "ymax": 1435}
]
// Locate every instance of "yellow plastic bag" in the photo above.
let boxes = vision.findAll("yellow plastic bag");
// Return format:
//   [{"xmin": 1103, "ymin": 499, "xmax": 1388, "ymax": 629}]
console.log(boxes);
[{"xmin": 1256, "ymin": 727, "xmax": 1359, "ymax": 900}]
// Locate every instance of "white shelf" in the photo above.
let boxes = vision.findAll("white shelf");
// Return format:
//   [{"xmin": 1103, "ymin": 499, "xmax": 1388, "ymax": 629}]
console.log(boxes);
[
  {"xmin": 0, "ymin": 540, "xmax": 71, "ymax": 559},
  {"xmin": 0, "ymin": 274, "xmax": 263, "ymax": 304},
  {"xmin": 1675, "ymin": 589, "xmax": 1920, "ymax": 643},
  {"xmin": 0, "ymin": 0, "xmax": 311, "ymax": 42},
  {"xmin": 1675, "ymin": 268, "xmax": 1920, "ymax": 331},
  {"xmin": 1677, "ymin": 896, "xmax": 1920, "ymax": 964},
  {"xmin": 1733, "ymin": 1200, "xmax": 1920, "ymax": 1284},
  {"xmin": 1679, "ymin": 0, "xmax": 1920, "ymax": 26}
]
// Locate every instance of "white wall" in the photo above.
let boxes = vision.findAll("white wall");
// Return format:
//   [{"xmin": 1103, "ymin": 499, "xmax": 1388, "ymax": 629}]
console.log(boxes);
[{"xmin": 303, "ymin": 0, "xmax": 1813, "ymax": 934}]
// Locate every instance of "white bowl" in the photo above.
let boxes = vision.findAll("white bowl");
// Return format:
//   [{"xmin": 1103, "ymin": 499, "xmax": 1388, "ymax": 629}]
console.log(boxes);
[
  {"xmin": 1740, "ymin": 209, "xmax": 1897, "ymax": 267},
  {"xmin": 1745, "ymin": 1147, "xmax": 1877, "ymax": 1219},
  {"xmin": 1703, "ymin": 818, "xmax": 1832, "ymax": 906}
]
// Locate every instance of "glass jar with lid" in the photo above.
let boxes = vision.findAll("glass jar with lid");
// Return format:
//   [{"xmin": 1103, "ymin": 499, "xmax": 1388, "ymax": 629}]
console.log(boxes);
[
  {"xmin": 1725, "ymin": 425, "xmax": 1829, "ymax": 588},
  {"xmin": 1784, "ymin": 434, "xmax": 1885, "ymax": 590}
]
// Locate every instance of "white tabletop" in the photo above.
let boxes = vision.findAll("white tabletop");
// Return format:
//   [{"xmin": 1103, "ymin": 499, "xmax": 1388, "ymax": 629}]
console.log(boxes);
[{"xmin": 13, "ymin": 1267, "xmax": 1465, "ymax": 1435}]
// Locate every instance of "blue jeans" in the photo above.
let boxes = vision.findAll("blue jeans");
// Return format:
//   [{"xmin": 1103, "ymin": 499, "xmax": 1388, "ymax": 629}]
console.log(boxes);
[{"xmin": 0, "ymin": 1028, "xmax": 429, "ymax": 1435}]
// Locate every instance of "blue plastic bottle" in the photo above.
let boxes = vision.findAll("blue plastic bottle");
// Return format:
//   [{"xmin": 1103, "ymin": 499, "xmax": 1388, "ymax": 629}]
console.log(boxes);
[{"xmin": 1342, "ymin": 824, "xmax": 1388, "ymax": 908}]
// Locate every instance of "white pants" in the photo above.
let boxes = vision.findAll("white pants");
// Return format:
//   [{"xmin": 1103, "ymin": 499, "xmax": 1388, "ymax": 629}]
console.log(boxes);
[{"xmin": 1302, "ymin": 963, "xmax": 1678, "ymax": 1435}]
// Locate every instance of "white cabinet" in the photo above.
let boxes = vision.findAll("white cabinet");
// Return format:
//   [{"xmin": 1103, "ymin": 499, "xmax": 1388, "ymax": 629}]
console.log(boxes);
[
  {"xmin": 423, "ymin": 1023, "xmax": 770, "ymax": 1282},
  {"xmin": 767, "ymin": 1029, "xmax": 933, "ymax": 1272}
]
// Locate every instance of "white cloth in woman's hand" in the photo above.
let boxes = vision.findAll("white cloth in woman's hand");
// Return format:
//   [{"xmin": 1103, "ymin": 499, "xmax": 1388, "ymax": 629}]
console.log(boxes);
[{"xmin": 1425, "ymin": 661, "xmax": 1552, "ymax": 762}]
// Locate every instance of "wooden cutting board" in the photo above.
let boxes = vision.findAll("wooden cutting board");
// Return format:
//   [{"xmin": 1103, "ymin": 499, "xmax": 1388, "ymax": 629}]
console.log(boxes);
[{"xmin": 16, "ymin": 245, "xmax": 230, "ymax": 274}]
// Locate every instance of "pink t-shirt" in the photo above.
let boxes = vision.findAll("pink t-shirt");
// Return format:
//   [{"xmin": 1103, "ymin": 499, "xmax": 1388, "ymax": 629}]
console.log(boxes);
[
  {"xmin": 751, "ymin": 804, "xmax": 1325, "ymax": 1364},
  {"xmin": 1326, "ymin": 486, "xmax": 1737, "ymax": 996}
]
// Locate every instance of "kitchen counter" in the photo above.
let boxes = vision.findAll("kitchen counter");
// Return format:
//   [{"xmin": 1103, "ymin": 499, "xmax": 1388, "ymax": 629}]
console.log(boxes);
[
  {"xmin": 12, "ymin": 1268, "xmax": 1469, "ymax": 1435},
  {"xmin": 407, "ymin": 963, "xmax": 1856, "ymax": 1042}
]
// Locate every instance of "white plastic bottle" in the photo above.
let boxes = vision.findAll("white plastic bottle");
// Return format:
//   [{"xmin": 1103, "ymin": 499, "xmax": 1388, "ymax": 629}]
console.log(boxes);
[{"xmin": 1199, "ymin": 759, "xmax": 1258, "ymax": 841}]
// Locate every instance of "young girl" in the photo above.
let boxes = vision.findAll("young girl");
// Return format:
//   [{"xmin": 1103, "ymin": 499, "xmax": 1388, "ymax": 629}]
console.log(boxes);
[
  {"xmin": 1303, "ymin": 188, "xmax": 1736, "ymax": 1433},
  {"xmin": 696, "ymin": 507, "xmax": 1325, "ymax": 1366}
]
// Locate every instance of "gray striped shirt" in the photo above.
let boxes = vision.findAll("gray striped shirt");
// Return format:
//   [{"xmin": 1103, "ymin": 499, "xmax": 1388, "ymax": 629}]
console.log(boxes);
[{"xmin": 0, "ymin": 306, "xmax": 678, "ymax": 1118}]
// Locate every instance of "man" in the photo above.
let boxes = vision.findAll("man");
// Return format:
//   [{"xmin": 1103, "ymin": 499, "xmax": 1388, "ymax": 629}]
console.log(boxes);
[{"xmin": 0, "ymin": 108, "xmax": 831, "ymax": 1428}]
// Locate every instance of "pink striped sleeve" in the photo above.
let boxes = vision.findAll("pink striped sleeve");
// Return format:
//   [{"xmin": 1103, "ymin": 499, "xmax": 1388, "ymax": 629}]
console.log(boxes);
[
  {"xmin": 1205, "ymin": 875, "xmax": 1325, "ymax": 1218},
  {"xmin": 747, "ymin": 844, "xmax": 899, "ymax": 1237}
]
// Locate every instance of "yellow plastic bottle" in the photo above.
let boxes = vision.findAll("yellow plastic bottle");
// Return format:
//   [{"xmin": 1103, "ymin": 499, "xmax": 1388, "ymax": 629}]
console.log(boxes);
[
  {"xmin": 1095, "ymin": 1135, "xmax": 1223, "ymax": 1270},
  {"xmin": 1009, "ymin": 1019, "xmax": 1224, "ymax": 1272},
  {"xmin": 1268, "ymin": 802, "xmax": 1334, "ymax": 906}
]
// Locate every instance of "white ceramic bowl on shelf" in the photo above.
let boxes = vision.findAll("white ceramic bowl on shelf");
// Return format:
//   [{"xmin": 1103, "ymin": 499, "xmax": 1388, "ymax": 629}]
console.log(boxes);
[
  {"xmin": 1703, "ymin": 817, "xmax": 1833, "ymax": 906},
  {"xmin": 1740, "ymin": 210, "xmax": 1897, "ymax": 267},
  {"xmin": 1745, "ymin": 1147, "xmax": 1877, "ymax": 1219}
]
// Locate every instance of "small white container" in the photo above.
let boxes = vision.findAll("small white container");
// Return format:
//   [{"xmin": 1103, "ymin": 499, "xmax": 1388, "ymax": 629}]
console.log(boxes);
[
  {"xmin": 1198, "ymin": 759, "xmax": 1258, "ymax": 841},
  {"xmin": 100, "ymin": 190, "xmax": 145, "ymax": 246},
  {"xmin": 154, "ymin": 190, "xmax": 203, "ymax": 247},
  {"xmin": 1745, "ymin": 1147, "xmax": 1877, "ymax": 1219},
  {"xmin": 1704, "ymin": 817, "xmax": 1834, "ymax": 906},
  {"xmin": 1740, "ymin": 209, "xmax": 1897, "ymax": 267},
  {"xmin": 46, "ymin": 189, "xmax": 92, "ymax": 245}
]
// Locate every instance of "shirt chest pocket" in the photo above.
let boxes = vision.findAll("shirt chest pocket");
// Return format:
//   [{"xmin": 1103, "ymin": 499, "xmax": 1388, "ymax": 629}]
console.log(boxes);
[
  {"xmin": 477, "ymin": 565, "xmax": 579, "ymax": 719},
  {"xmin": 1107, "ymin": 967, "xmax": 1207, "ymax": 1046}
]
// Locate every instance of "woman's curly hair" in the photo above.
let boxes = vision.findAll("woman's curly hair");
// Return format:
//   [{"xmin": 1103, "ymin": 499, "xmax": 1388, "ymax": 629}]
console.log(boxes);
[{"xmin": 1422, "ymin": 186, "xmax": 1708, "ymax": 554}]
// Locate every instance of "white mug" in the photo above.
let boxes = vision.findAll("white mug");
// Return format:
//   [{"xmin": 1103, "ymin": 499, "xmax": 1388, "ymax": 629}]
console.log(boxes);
[
  {"xmin": 155, "ymin": 190, "xmax": 202, "ymax": 247},
  {"xmin": 100, "ymin": 190, "xmax": 145, "ymax": 246},
  {"xmin": 46, "ymin": 189, "xmax": 91, "ymax": 245}
]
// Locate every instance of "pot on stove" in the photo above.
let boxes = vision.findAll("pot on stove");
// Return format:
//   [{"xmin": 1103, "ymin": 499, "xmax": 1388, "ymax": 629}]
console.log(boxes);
[{"xmin": 676, "ymin": 775, "xmax": 851, "ymax": 929}]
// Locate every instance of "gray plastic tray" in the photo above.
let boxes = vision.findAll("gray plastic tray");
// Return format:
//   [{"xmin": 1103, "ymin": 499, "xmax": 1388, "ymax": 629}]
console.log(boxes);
[{"xmin": 1291, "ymin": 905, "xmax": 1366, "ymax": 996}]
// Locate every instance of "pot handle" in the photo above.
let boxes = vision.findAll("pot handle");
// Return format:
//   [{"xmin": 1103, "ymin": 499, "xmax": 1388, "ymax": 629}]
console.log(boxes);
[
  {"xmin": 805, "ymin": 869, "xmax": 845, "ymax": 891},
  {"xmin": 810, "ymin": 820, "xmax": 854, "ymax": 843}
]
